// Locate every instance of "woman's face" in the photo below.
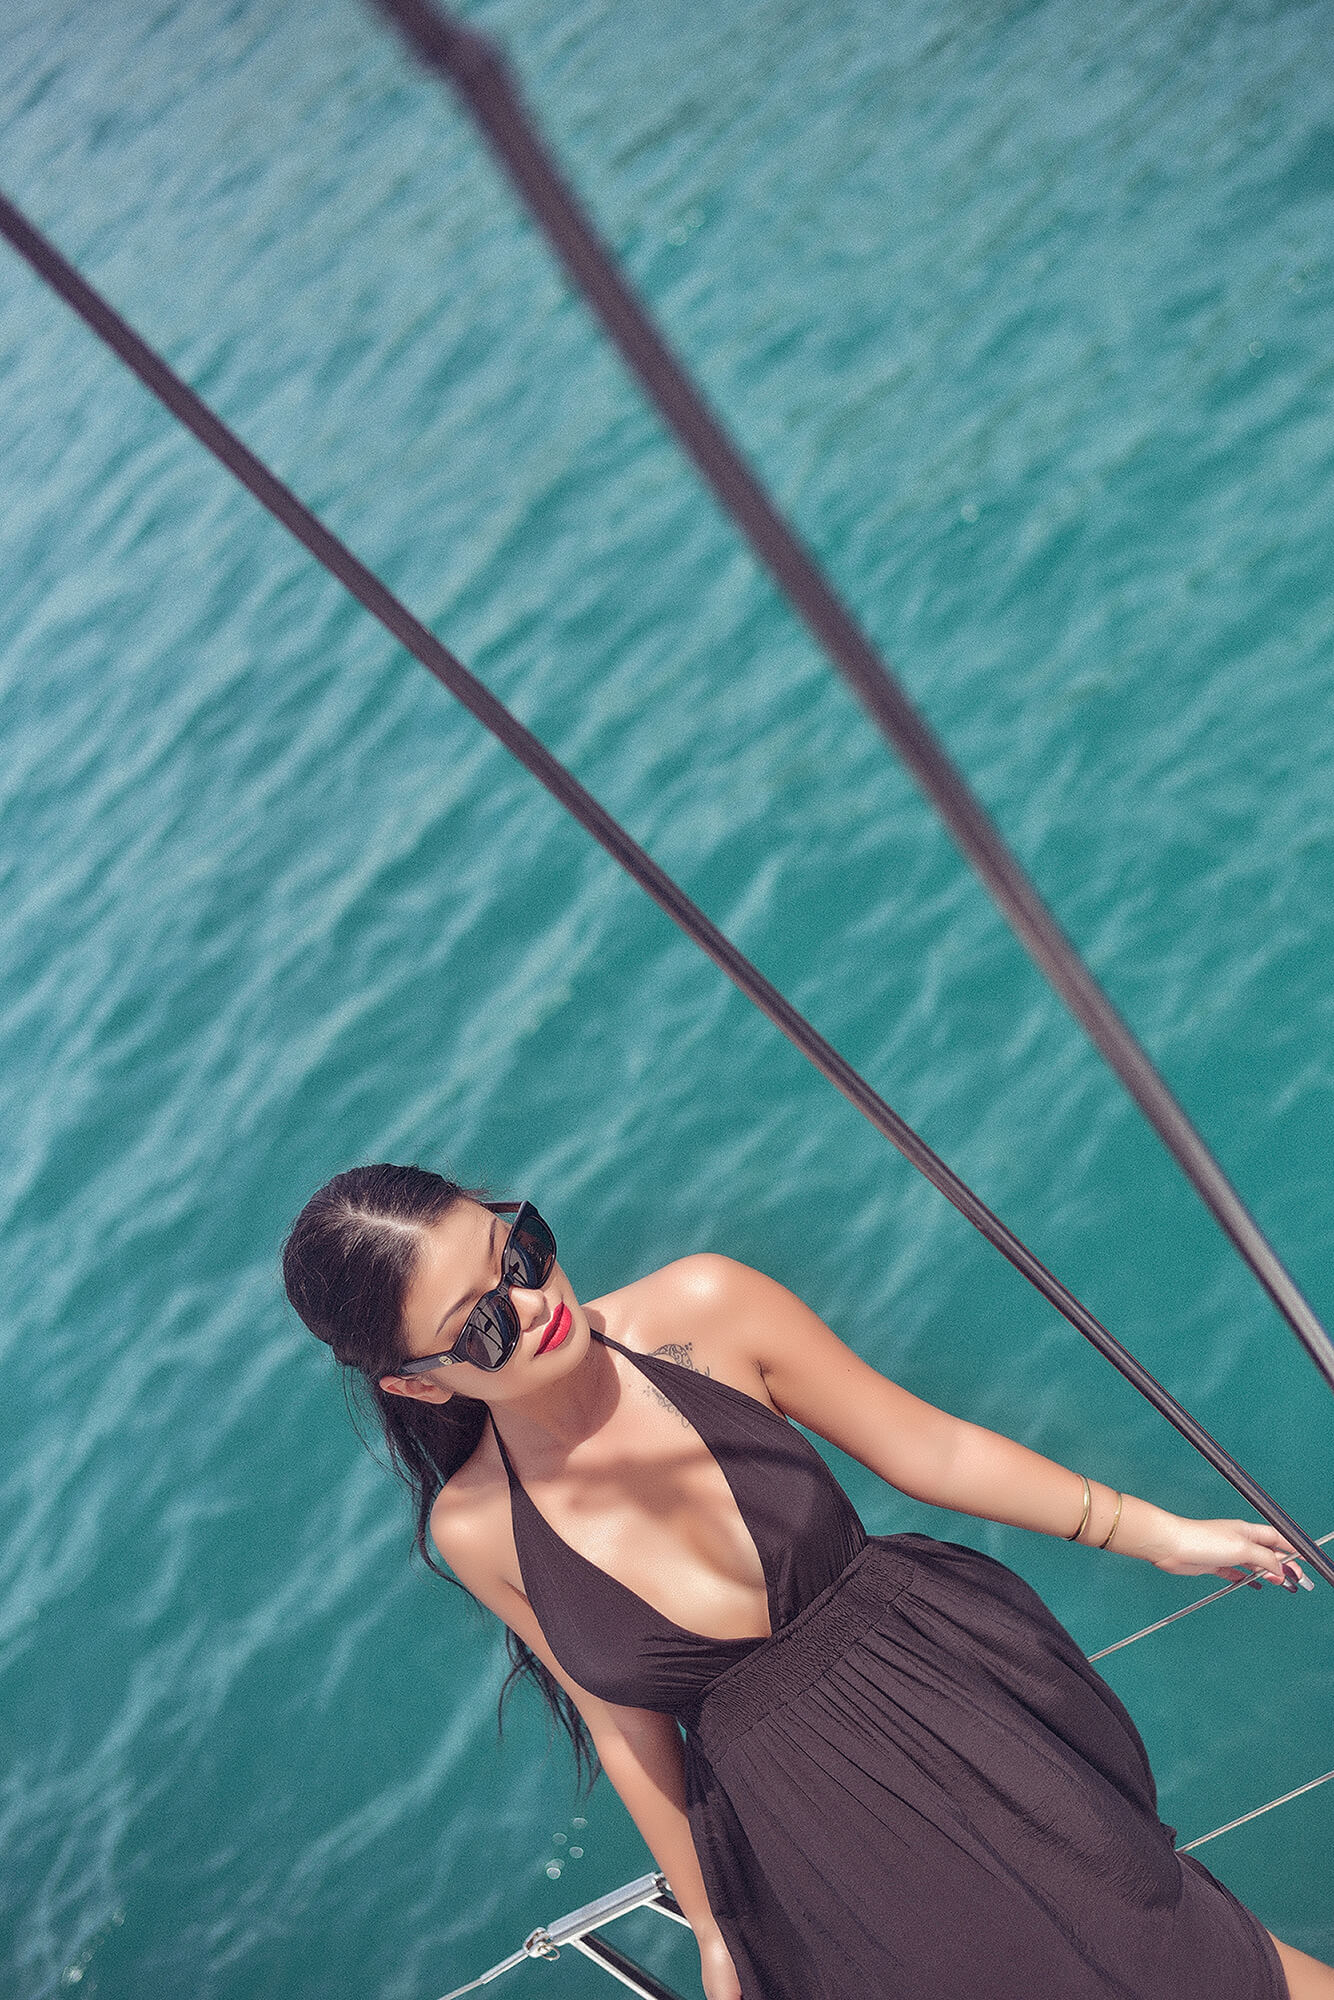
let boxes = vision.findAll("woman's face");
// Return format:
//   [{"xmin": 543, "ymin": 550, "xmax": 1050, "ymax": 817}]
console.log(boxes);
[{"xmin": 381, "ymin": 1198, "xmax": 589, "ymax": 1406}]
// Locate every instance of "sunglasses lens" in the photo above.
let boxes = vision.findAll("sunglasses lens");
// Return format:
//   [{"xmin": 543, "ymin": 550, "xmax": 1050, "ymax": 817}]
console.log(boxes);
[
  {"xmin": 506, "ymin": 1208, "xmax": 556, "ymax": 1287},
  {"xmin": 458, "ymin": 1294, "xmax": 520, "ymax": 1370},
  {"xmin": 440, "ymin": 1206, "xmax": 556, "ymax": 1371}
]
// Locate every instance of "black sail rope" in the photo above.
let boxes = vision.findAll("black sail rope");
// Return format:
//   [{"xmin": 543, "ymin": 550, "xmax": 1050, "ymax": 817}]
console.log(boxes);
[
  {"xmin": 2, "ymin": 192, "xmax": 1330, "ymax": 1588},
  {"xmin": 367, "ymin": 0, "xmax": 1334, "ymax": 1402}
]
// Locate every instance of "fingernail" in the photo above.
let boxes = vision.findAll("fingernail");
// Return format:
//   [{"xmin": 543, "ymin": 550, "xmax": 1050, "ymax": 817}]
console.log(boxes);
[
  {"xmin": 1246, "ymin": 1577, "xmax": 1263, "ymax": 1590},
  {"xmin": 1282, "ymin": 1577, "xmax": 1298, "ymax": 1593}
]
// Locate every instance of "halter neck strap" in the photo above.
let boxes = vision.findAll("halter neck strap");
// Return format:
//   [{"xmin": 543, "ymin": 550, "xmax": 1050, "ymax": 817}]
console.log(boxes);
[{"xmin": 488, "ymin": 1326, "xmax": 635, "ymax": 1484}]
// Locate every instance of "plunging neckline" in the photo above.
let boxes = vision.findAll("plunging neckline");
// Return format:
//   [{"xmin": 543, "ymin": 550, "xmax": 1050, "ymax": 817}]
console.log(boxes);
[{"xmin": 490, "ymin": 1329, "xmax": 777, "ymax": 1647}]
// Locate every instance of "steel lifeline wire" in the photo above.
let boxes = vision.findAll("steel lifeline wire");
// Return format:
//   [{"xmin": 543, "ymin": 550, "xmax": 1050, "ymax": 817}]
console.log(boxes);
[
  {"xmin": 1079, "ymin": 1524, "xmax": 1334, "ymax": 1862},
  {"xmin": 0, "ymin": 189, "xmax": 1330, "ymax": 1587},
  {"xmin": 368, "ymin": 0, "xmax": 1334, "ymax": 1403},
  {"xmin": 1087, "ymin": 1526, "xmax": 1334, "ymax": 1662}
]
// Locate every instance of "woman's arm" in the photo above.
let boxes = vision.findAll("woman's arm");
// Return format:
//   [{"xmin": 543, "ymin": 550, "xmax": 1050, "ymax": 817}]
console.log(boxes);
[
  {"xmin": 433, "ymin": 1498, "xmax": 743, "ymax": 2000},
  {"xmin": 684, "ymin": 1256, "xmax": 1304, "ymax": 1587},
  {"xmin": 593, "ymin": 1711, "xmax": 742, "ymax": 2000}
]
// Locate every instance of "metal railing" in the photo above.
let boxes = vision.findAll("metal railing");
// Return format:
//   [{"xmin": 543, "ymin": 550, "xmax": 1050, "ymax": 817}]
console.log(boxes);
[{"xmin": 439, "ymin": 1872, "xmax": 691, "ymax": 2000}]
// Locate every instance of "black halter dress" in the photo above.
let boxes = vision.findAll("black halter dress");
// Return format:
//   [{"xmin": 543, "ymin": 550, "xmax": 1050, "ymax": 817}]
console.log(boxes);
[{"xmin": 491, "ymin": 1330, "xmax": 1285, "ymax": 2000}]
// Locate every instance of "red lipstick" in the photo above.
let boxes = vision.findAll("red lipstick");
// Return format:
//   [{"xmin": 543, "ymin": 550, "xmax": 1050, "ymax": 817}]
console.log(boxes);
[{"xmin": 536, "ymin": 1301, "xmax": 571, "ymax": 1355}]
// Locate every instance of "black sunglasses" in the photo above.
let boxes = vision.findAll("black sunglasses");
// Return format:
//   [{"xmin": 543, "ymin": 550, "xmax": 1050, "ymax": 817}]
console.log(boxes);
[{"xmin": 395, "ymin": 1201, "xmax": 557, "ymax": 1376}]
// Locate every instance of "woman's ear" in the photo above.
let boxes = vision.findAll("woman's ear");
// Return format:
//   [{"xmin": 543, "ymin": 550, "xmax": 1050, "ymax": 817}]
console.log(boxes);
[{"xmin": 379, "ymin": 1372, "xmax": 453, "ymax": 1406}]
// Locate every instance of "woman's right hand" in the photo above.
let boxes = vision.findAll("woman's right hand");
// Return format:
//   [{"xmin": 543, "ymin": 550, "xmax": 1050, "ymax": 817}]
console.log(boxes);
[{"xmin": 698, "ymin": 1929, "xmax": 743, "ymax": 2000}]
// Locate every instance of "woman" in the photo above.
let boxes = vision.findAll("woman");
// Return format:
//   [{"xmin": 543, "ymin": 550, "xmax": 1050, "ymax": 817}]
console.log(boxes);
[{"xmin": 283, "ymin": 1164, "xmax": 1332, "ymax": 2000}]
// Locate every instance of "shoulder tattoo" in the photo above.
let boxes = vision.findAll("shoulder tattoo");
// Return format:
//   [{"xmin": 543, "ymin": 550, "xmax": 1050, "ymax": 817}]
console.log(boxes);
[{"xmin": 645, "ymin": 1339, "xmax": 710, "ymax": 1424}]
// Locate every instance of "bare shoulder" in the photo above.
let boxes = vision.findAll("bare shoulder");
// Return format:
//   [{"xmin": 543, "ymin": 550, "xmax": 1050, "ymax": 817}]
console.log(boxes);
[
  {"xmin": 600, "ymin": 1251, "xmax": 770, "ymax": 1321},
  {"xmin": 428, "ymin": 1439, "xmax": 522, "ymax": 1598},
  {"xmin": 636, "ymin": 1257, "xmax": 964, "ymax": 1494},
  {"xmin": 597, "ymin": 1251, "xmax": 936, "ymax": 1447},
  {"xmin": 593, "ymin": 1253, "xmax": 796, "ymax": 1408}
]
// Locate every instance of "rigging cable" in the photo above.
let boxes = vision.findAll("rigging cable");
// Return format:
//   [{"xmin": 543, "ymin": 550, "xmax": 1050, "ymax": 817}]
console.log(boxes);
[
  {"xmin": 1, "ymin": 192, "xmax": 1328, "ymax": 1586},
  {"xmin": 368, "ymin": 0, "xmax": 1334, "ymax": 1401}
]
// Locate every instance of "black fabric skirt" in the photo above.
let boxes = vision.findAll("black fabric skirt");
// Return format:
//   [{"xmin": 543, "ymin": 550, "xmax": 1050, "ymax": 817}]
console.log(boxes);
[{"xmin": 681, "ymin": 1536, "xmax": 1286, "ymax": 2000}]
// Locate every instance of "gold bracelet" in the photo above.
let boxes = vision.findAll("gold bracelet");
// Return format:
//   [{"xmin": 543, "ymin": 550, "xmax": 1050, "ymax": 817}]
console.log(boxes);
[
  {"xmin": 1067, "ymin": 1473, "xmax": 1091, "ymax": 1543},
  {"xmin": 1099, "ymin": 1490, "xmax": 1124, "ymax": 1550}
]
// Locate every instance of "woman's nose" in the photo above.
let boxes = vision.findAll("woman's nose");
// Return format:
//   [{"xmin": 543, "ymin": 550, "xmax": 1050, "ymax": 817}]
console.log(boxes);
[{"xmin": 509, "ymin": 1283, "xmax": 547, "ymax": 1328}]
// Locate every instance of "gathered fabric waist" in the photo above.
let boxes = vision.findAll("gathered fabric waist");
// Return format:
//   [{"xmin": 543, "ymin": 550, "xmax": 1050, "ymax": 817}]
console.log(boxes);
[{"xmin": 682, "ymin": 1538, "xmax": 916, "ymax": 1756}]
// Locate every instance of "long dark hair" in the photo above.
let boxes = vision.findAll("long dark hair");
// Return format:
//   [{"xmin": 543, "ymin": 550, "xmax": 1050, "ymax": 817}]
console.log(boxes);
[{"xmin": 282, "ymin": 1162, "xmax": 598, "ymax": 1789}]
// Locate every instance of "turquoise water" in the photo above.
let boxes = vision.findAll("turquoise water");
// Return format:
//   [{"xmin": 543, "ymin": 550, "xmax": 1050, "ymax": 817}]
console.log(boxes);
[{"xmin": 2, "ymin": 0, "xmax": 1333, "ymax": 1993}]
